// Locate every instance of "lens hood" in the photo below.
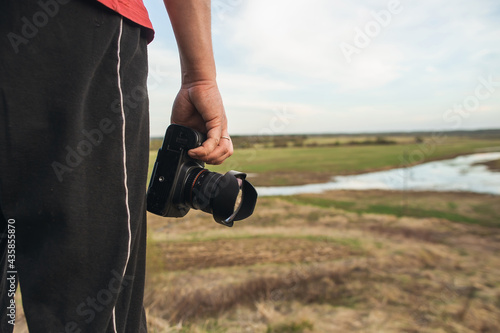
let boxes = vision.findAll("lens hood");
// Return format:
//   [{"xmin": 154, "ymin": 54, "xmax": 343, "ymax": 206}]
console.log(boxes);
[{"xmin": 211, "ymin": 171, "xmax": 258, "ymax": 227}]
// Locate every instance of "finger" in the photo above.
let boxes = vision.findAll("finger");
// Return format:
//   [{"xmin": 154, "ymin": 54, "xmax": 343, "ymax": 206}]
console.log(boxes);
[
  {"xmin": 187, "ymin": 115, "xmax": 223, "ymax": 159},
  {"xmin": 188, "ymin": 136, "xmax": 219, "ymax": 160},
  {"xmin": 204, "ymin": 137, "xmax": 233, "ymax": 165},
  {"xmin": 208, "ymin": 151, "xmax": 232, "ymax": 165},
  {"xmin": 190, "ymin": 134, "xmax": 232, "ymax": 164}
]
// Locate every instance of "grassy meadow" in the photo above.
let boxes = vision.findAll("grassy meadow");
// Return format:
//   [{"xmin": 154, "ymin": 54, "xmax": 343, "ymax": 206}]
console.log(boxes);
[
  {"xmin": 143, "ymin": 134, "xmax": 500, "ymax": 332},
  {"xmin": 11, "ymin": 133, "xmax": 500, "ymax": 333},
  {"xmin": 149, "ymin": 134, "xmax": 500, "ymax": 186}
]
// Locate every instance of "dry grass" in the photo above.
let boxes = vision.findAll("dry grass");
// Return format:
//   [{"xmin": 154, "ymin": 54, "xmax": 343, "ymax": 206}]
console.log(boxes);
[
  {"xmin": 143, "ymin": 191, "xmax": 500, "ymax": 332},
  {"xmin": 145, "ymin": 264, "xmax": 370, "ymax": 323},
  {"xmin": 154, "ymin": 237, "xmax": 361, "ymax": 271},
  {"xmin": 12, "ymin": 191, "xmax": 500, "ymax": 333}
]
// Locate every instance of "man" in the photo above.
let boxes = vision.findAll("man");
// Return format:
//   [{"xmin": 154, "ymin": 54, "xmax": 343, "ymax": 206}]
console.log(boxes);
[{"xmin": 0, "ymin": 0, "xmax": 232, "ymax": 331}]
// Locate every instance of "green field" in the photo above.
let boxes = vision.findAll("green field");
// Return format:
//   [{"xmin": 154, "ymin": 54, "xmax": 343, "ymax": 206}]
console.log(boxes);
[
  {"xmin": 149, "ymin": 136, "xmax": 500, "ymax": 186},
  {"xmin": 279, "ymin": 190, "xmax": 500, "ymax": 228}
]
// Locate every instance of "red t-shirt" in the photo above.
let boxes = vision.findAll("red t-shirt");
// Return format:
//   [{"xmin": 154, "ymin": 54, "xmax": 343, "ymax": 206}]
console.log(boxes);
[{"xmin": 96, "ymin": 0, "xmax": 155, "ymax": 42}]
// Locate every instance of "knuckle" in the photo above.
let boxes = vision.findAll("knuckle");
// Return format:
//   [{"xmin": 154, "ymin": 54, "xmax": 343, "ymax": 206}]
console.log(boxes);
[{"xmin": 209, "ymin": 156, "xmax": 221, "ymax": 165}]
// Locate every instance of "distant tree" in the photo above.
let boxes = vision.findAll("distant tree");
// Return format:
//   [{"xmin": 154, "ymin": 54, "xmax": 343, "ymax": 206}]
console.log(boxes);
[
  {"xmin": 273, "ymin": 136, "xmax": 289, "ymax": 148},
  {"xmin": 292, "ymin": 136, "xmax": 305, "ymax": 147},
  {"xmin": 375, "ymin": 136, "xmax": 396, "ymax": 145}
]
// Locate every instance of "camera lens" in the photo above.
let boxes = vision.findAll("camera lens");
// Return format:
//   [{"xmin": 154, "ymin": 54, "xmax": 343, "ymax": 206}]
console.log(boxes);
[
  {"xmin": 185, "ymin": 168, "xmax": 222, "ymax": 212},
  {"xmin": 184, "ymin": 168, "xmax": 257, "ymax": 226}
]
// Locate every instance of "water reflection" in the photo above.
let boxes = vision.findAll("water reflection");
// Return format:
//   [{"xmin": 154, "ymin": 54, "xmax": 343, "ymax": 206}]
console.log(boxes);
[{"xmin": 257, "ymin": 152, "xmax": 500, "ymax": 196}]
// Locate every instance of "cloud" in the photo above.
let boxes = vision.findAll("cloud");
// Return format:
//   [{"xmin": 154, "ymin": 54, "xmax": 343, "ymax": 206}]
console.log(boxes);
[
  {"xmin": 216, "ymin": 0, "xmax": 500, "ymax": 91},
  {"xmin": 218, "ymin": 71, "xmax": 297, "ymax": 94},
  {"xmin": 146, "ymin": 0, "xmax": 500, "ymax": 135},
  {"xmin": 218, "ymin": 0, "xmax": 408, "ymax": 90}
]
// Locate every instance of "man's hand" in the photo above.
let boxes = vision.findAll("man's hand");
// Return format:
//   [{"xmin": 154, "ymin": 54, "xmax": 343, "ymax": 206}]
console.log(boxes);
[
  {"xmin": 165, "ymin": 0, "xmax": 232, "ymax": 165},
  {"xmin": 171, "ymin": 80, "xmax": 233, "ymax": 165}
]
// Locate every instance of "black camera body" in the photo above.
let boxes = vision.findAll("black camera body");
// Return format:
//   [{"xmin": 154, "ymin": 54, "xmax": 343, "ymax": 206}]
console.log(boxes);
[{"xmin": 147, "ymin": 124, "xmax": 257, "ymax": 227}]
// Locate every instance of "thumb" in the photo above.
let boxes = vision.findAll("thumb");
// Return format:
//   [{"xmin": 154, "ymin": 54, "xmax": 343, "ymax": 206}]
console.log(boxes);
[{"xmin": 188, "ymin": 126, "xmax": 221, "ymax": 159}]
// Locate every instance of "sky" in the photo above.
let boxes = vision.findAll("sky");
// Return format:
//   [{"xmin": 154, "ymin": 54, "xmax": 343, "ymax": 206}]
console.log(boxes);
[{"xmin": 143, "ymin": 0, "xmax": 500, "ymax": 137}]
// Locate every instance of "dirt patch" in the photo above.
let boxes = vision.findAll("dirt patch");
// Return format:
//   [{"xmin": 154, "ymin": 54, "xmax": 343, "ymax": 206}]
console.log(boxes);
[
  {"xmin": 146, "ymin": 264, "xmax": 370, "ymax": 322},
  {"xmin": 156, "ymin": 237, "xmax": 360, "ymax": 271},
  {"xmin": 474, "ymin": 159, "xmax": 500, "ymax": 172},
  {"xmin": 249, "ymin": 152, "xmax": 500, "ymax": 186},
  {"xmin": 294, "ymin": 189, "xmax": 500, "ymax": 228},
  {"xmin": 247, "ymin": 171, "xmax": 333, "ymax": 186}
]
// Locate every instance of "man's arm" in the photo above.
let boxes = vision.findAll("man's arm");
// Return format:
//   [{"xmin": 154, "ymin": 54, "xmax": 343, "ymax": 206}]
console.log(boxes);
[{"xmin": 164, "ymin": 0, "xmax": 232, "ymax": 165}]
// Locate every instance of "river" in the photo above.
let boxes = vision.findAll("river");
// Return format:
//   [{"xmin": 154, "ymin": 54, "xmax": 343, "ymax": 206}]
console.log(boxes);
[{"xmin": 256, "ymin": 152, "xmax": 500, "ymax": 196}]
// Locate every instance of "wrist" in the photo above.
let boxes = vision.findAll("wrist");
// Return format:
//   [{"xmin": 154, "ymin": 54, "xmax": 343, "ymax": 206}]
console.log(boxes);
[{"xmin": 181, "ymin": 67, "xmax": 217, "ymax": 87}]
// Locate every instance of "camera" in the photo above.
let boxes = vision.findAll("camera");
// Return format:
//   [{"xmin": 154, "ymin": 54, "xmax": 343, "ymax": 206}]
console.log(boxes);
[{"xmin": 147, "ymin": 124, "xmax": 257, "ymax": 227}]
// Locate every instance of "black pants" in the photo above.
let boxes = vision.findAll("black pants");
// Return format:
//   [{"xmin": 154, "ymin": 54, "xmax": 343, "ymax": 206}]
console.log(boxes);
[{"xmin": 0, "ymin": 1, "xmax": 149, "ymax": 332}]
